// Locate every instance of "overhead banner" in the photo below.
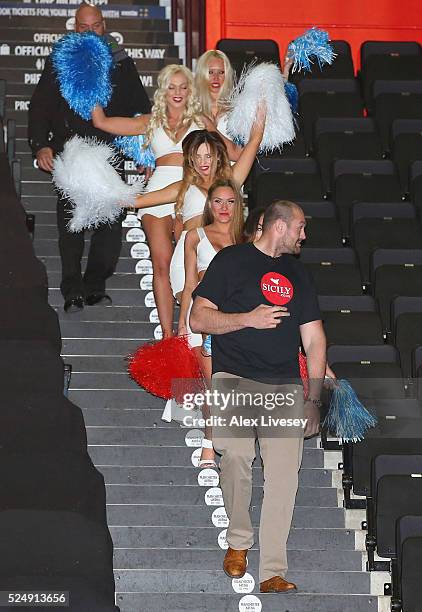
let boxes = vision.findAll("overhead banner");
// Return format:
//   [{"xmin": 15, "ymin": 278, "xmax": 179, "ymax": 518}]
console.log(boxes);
[
  {"xmin": 0, "ymin": 3, "xmax": 165, "ymax": 19},
  {"xmin": 1, "ymin": 42, "xmax": 168, "ymax": 60}
]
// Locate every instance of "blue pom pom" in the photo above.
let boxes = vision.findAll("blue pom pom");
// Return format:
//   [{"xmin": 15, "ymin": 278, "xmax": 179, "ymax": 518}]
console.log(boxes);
[
  {"xmin": 288, "ymin": 27, "xmax": 336, "ymax": 73},
  {"xmin": 202, "ymin": 335, "xmax": 212, "ymax": 356},
  {"xmin": 113, "ymin": 134, "xmax": 156, "ymax": 168},
  {"xmin": 284, "ymin": 81, "xmax": 299, "ymax": 115},
  {"xmin": 52, "ymin": 32, "xmax": 113, "ymax": 120},
  {"xmin": 233, "ymin": 135, "xmax": 245, "ymax": 147},
  {"xmin": 323, "ymin": 379, "xmax": 377, "ymax": 443}
]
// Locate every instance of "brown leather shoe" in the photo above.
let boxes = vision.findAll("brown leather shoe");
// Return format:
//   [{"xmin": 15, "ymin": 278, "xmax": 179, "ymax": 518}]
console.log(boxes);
[
  {"xmin": 223, "ymin": 547, "xmax": 248, "ymax": 578},
  {"xmin": 260, "ymin": 575, "xmax": 297, "ymax": 593}
]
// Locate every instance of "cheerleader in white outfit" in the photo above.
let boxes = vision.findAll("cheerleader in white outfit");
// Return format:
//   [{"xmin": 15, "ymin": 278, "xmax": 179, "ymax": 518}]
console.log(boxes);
[
  {"xmin": 92, "ymin": 64, "xmax": 208, "ymax": 339},
  {"xmin": 131, "ymin": 110, "xmax": 265, "ymax": 306},
  {"xmin": 178, "ymin": 179, "xmax": 245, "ymax": 468},
  {"xmin": 194, "ymin": 49, "xmax": 242, "ymax": 162}
]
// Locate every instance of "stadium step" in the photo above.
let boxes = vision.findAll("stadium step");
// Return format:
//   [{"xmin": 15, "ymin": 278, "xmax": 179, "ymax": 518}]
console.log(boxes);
[
  {"xmin": 107, "ymin": 503, "xmax": 348, "ymax": 529},
  {"xmin": 116, "ymin": 593, "xmax": 378, "ymax": 612},
  {"xmin": 98, "ymin": 463, "xmax": 334, "ymax": 487}
]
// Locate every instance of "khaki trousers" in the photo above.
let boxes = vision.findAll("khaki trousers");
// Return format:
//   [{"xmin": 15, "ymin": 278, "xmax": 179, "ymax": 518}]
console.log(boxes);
[{"xmin": 211, "ymin": 372, "xmax": 304, "ymax": 583}]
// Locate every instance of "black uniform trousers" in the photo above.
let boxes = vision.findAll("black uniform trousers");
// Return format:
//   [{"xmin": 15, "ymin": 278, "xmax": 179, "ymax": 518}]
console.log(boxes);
[{"xmin": 57, "ymin": 196, "xmax": 123, "ymax": 301}]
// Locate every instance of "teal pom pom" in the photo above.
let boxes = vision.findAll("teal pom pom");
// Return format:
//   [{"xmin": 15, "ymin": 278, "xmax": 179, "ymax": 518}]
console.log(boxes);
[
  {"xmin": 52, "ymin": 32, "xmax": 113, "ymax": 120},
  {"xmin": 323, "ymin": 379, "xmax": 377, "ymax": 443},
  {"xmin": 284, "ymin": 81, "xmax": 298, "ymax": 114},
  {"xmin": 202, "ymin": 334, "xmax": 212, "ymax": 356},
  {"xmin": 113, "ymin": 134, "xmax": 156, "ymax": 168},
  {"xmin": 288, "ymin": 27, "xmax": 336, "ymax": 73}
]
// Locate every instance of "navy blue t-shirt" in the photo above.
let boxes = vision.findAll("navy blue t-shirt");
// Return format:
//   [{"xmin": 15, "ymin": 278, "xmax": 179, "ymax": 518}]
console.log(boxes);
[{"xmin": 193, "ymin": 242, "xmax": 321, "ymax": 381}]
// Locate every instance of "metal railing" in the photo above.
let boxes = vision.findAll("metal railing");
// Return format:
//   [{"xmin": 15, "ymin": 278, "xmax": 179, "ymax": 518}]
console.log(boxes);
[
  {"xmin": 0, "ymin": 79, "xmax": 5, "ymax": 122},
  {"xmin": 171, "ymin": 0, "xmax": 206, "ymax": 68}
]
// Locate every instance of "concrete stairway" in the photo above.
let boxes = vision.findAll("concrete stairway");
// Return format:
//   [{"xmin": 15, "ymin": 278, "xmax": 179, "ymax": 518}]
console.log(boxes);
[{"xmin": 3, "ymin": 1, "xmax": 389, "ymax": 610}]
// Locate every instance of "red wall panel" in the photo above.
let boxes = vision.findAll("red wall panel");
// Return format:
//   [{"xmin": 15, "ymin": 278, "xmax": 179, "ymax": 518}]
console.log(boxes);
[{"xmin": 206, "ymin": 0, "xmax": 422, "ymax": 69}]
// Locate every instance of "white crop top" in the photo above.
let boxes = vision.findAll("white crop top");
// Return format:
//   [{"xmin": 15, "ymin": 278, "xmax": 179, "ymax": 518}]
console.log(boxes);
[
  {"xmin": 183, "ymin": 185, "xmax": 207, "ymax": 223},
  {"xmin": 150, "ymin": 123, "xmax": 201, "ymax": 159},
  {"xmin": 197, "ymin": 227, "xmax": 216, "ymax": 273}
]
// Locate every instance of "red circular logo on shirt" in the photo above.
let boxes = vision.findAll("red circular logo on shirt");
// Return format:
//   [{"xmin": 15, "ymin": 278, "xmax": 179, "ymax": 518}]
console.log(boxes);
[{"xmin": 260, "ymin": 272, "xmax": 294, "ymax": 305}]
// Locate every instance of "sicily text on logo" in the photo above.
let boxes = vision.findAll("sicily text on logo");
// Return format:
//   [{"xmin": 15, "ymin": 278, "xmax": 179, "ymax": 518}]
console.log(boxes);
[{"xmin": 260, "ymin": 272, "xmax": 293, "ymax": 306}]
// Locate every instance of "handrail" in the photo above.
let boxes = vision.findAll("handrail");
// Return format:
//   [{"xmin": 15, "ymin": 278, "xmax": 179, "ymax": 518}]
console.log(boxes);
[
  {"xmin": 0, "ymin": 79, "xmax": 5, "ymax": 121},
  {"xmin": 0, "ymin": 80, "xmax": 6, "ymax": 152},
  {"xmin": 7, "ymin": 118, "xmax": 16, "ymax": 165},
  {"xmin": 171, "ymin": 0, "xmax": 178, "ymax": 32},
  {"xmin": 170, "ymin": 0, "xmax": 206, "ymax": 68},
  {"xmin": 12, "ymin": 159, "xmax": 21, "ymax": 199},
  {"xmin": 0, "ymin": 118, "xmax": 4, "ymax": 155}
]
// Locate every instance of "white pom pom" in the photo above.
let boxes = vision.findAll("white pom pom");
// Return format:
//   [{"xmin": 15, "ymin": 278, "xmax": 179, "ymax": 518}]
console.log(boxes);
[
  {"xmin": 52, "ymin": 136, "xmax": 144, "ymax": 232},
  {"xmin": 226, "ymin": 63, "xmax": 295, "ymax": 153}
]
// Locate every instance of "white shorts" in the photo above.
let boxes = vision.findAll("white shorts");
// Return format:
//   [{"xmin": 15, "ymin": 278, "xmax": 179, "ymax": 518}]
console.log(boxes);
[
  {"xmin": 170, "ymin": 230, "xmax": 187, "ymax": 298},
  {"xmin": 187, "ymin": 299, "xmax": 202, "ymax": 348},
  {"xmin": 138, "ymin": 165, "xmax": 183, "ymax": 219}
]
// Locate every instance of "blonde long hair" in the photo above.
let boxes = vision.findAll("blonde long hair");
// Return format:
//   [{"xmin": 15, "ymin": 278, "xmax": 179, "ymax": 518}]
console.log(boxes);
[
  {"xmin": 144, "ymin": 65, "xmax": 204, "ymax": 146},
  {"xmin": 195, "ymin": 50, "xmax": 234, "ymax": 117},
  {"xmin": 202, "ymin": 178, "xmax": 244, "ymax": 245},
  {"xmin": 175, "ymin": 130, "xmax": 232, "ymax": 217}
]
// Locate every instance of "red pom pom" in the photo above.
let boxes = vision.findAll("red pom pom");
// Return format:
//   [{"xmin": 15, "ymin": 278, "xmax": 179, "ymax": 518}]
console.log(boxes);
[
  {"xmin": 298, "ymin": 349, "xmax": 309, "ymax": 398},
  {"xmin": 128, "ymin": 335, "xmax": 205, "ymax": 402}
]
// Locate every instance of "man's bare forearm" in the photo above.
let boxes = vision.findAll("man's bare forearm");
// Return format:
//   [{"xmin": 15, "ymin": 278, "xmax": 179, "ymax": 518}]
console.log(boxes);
[
  {"xmin": 190, "ymin": 305, "xmax": 249, "ymax": 335},
  {"xmin": 305, "ymin": 338, "xmax": 326, "ymax": 400}
]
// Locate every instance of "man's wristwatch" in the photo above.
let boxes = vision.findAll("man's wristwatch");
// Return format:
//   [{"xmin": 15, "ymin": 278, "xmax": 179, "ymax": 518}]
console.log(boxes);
[{"xmin": 305, "ymin": 397, "xmax": 323, "ymax": 408}]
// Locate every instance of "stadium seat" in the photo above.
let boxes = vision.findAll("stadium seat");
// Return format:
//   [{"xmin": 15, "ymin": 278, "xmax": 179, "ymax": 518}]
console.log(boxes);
[
  {"xmin": 414, "ymin": 358, "xmax": 422, "ymax": 401},
  {"xmin": 314, "ymin": 118, "xmax": 383, "ymax": 196},
  {"xmin": 296, "ymin": 200, "xmax": 342, "ymax": 247},
  {"xmin": 327, "ymin": 344, "xmax": 405, "ymax": 399},
  {"xmin": 0, "ymin": 340, "xmax": 64, "ymax": 394},
  {"xmin": 394, "ymin": 515, "xmax": 422, "ymax": 612},
  {"xmin": 319, "ymin": 295, "xmax": 384, "ymax": 345},
  {"xmin": 371, "ymin": 249, "xmax": 422, "ymax": 331},
  {"xmin": 391, "ymin": 119, "xmax": 422, "ymax": 195},
  {"xmin": 361, "ymin": 41, "xmax": 422, "ymax": 66},
  {"xmin": 373, "ymin": 81, "xmax": 422, "ymax": 153},
  {"xmin": 289, "ymin": 40, "xmax": 355, "ymax": 86},
  {"xmin": 298, "ymin": 79, "xmax": 363, "ymax": 153},
  {"xmin": 0, "ymin": 250, "xmax": 48, "ymax": 301},
  {"xmin": 252, "ymin": 159, "xmax": 324, "ymax": 208},
  {"xmin": 256, "ymin": 132, "xmax": 308, "ymax": 163},
  {"xmin": 302, "ymin": 217, "xmax": 343, "ymax": 247},
  {"xmin": 392, "ymin": 297, "xmax": 422, "ymax": 378},
  {"xmin": 365, "ymin": 399, "xmax": 422, "ymax": 419},
  {"xmin": 0, "ymin": 510, "xmax": 117, "ymax": 609},
  {"xmin": 216, "ymin": 38, "xmax": 280, "ymax": 76},
  {"xmin": 366, "ymin": 453, "xmax": 422, "ymax": 570},
  {"xmin": 409, "ymin": 160, "xmax": 422, "ymax": 217},
  {"xmin": 413, "ymin": 345, "xmax": 422, "ymax": 378},
  {"xmin": 0, "ymin": 292, "xmax": 61, "ymax": 349},
  {"xmin": 299, "ymin": 200, "xmax": 336, "ymax": 217},
  {"xmin": 0, "ymin": 451, "xmax": 107, "ymax": 525},
  {"xmin": 351, "ymin": 202, "xmax": 422, "ymax": 286},
  {"xmin": 359, "ymin": 41, "xmax": 422, "ymax": 112},
  {"xmin": 412, "ymin": 345, "xmax": 422, "ymax": 400},
  {"xmin": 340, "ymin": 414, "xmax": 422, "ymax": 509},
  {"xmin": 333, "ymin": 160, "xmax": 403, "ymax": 238},
  {"xmin": 250, "ymin": 147, "xmax": 309, "ymax": 207},
  {"xmin": 0, "ymin": 392, "xmax": 87, "ymax": 453},
  {"xmin": 299, "ymin": 247, "xmax": 362, "ymax": 295},
  {"xmin": 372, "ymin": 472, "xmax": 422, "ymax": 565}
]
